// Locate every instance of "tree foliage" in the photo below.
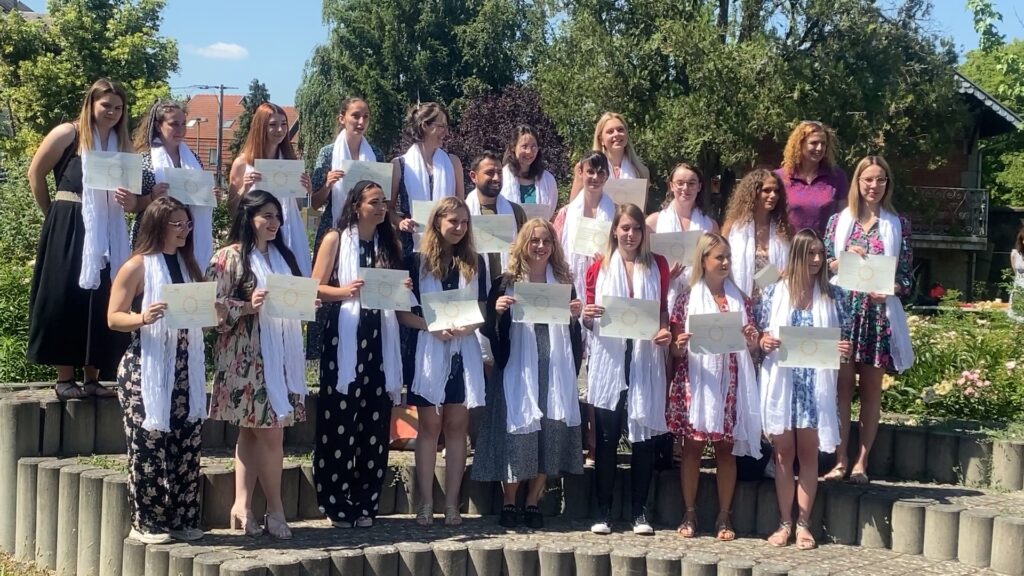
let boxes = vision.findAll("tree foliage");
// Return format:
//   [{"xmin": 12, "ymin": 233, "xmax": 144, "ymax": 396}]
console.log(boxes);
[
  {"xmin": 0, "ymin": 0, "xmax": 178, "ymax": 156},
  {"xmin": 229, "ymin": 78, "xmax": 271, "ymax": 158}
]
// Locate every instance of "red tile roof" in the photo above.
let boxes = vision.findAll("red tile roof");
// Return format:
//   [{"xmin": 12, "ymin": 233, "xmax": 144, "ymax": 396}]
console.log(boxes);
[{"xmin": 181, "ymin": 94, "xmax": 300, "ymax": 171}]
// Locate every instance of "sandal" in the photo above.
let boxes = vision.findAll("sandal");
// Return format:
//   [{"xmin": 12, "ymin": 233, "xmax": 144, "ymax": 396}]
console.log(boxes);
[
  {"xmin": 676, "ymin": 507, "xmax": 697, "ymax": 538},
  {"xmin": 82, "ymin": 380, "xmax": 116, "ymax": 398},
  {"xmin": 849, "ymin": 470, "xmax": 870, "ymax": 485},
  {"xmin": 416, "ymin": 503, "xmax": 433, "ymax": 526},
  {"xmin": 795, "ymin": 521, "xmax": 817, "ymax": 550},
  {"xmin": 444, "ymin": 505, "xmax": 462, "ymax": 527},
  {"xmin": 768, "ymin": 521, "xmax": 793, "ymax": 547},
  {"xmin": 715, "ymin": 517, "xmax": 736, "ymax": 542},
  {"xmin": 264, "ymin": 512, "xmax": 291, "ymax": 540},
  {"xmin": 823, "ymin": 465, "xmax": 847, "ymax": 482},
  {"xmin": 55, "ymin": 379, "xmax": 89, "ymax": 400}
]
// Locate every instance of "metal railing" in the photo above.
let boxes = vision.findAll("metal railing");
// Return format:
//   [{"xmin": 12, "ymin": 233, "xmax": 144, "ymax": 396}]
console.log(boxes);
[{"xmin": 899, "ymin": 186, "xmax": 988, "ymax": 238}]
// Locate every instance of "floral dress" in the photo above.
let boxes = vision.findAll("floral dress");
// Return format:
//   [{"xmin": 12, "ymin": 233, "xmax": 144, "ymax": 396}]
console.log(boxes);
[
  {"xmin": 824, "ymin": 214, "xmax": 913, "ymax": 372},
  {"xmin": 207, "ymin": 245, "xmax": 306, "ymax": 427},
  {"xmin": 666, "ymin": 291, "xmax": 757, "ymax": 442}
]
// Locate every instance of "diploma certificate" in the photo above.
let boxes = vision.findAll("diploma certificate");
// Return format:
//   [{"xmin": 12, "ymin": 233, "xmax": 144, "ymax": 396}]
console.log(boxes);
[
  {"xmin": 688, "ymin": 311, "xmax": 746, "ymax": 354},
  {"xmin": 472, "ymin": 214, "xmax": 516, "ymax": 254},
  {"xmin": 598, "ymin": 295, "xmax": 660, "ymax": 340},
  {"xmin": 778, "ymin": 326, "xmax": 841, "ymax": 370},
  {"xmin": 421, "ymin": 287, "xmax": 483, "ymax": 331},
  {"xmin": 650, "ymin": 231, "xmax": 703, "ymax": 267},
  {"xmin": 604, "ymin": 178, "xmax": 648, "ymax": 210},
  {"xmin": 521, "ymin": 203, "xmax": 552, "ymax": 220},
  {"xmin": 512, "ymin": 282, "xmax": 572, "ymax": 326},
  {"xmin": 411, "ymin": 200, "xmax": 438, "ymax": 227},
  {"xmin": 341, "ymin": 160, "xmax": 394, "ymax": 200},
  {"xmin": 254, "ymin": 159, "xmax": 306, "ymax": 198},
  {"xmin": 754, "ymin": 264, "xmax": 781, "ymax": 290},
  {"xmin": 82, "ymin": 151, "xmax": 143, "ymax": 194},
  {"xmin": 836, "ymin": 251, "xmax": 897, "ymax": 295},
  {"xmin": 160, "ymin": 282, "xmax": 217, "ymax": 330},
  {"xmin": 412, "ymin": 232, "xmax": 423, "ymax": 253},
  {"xmin": 263, "ymin": 274, "xmax": 319, "ymax": 322},
  {"xmin": 358, "ymin": 268, "xmax": 413, "ymax": 311},
  {"xmin": 570, "ymin": 217, "xmax": 611, "ymax": 256},
  {"xmin": 165, "ymin": 168, "xmax": 216, "ymax": 207}
]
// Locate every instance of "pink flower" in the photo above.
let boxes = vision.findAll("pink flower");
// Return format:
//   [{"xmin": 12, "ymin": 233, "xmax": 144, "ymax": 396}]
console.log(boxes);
[
  {"xmin": 964, "ymin": 387, "xmax": 976, "ymax": 397},
  {"xmin": 962, "ymin": 370, "xmax": 971, "ymax": 377},
  {"xmin": 957, "ymin": 378, "xmax": 966, "ymax": 386}
]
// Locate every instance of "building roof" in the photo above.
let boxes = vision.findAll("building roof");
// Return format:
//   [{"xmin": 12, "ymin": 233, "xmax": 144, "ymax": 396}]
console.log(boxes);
[
  {"xmin": 0, "ymin": 0, "xmax": 33, "ymax": 12},
  {"xmin": 955, "ymin": 71, "xmax": 1023, "ymax": 139},
  {"xmin": 182, "ymin": 94, "xmax": 298, "ymax": 144}
]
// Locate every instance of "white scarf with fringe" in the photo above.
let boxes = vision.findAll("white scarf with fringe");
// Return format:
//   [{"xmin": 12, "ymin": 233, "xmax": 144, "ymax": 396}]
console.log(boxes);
[
  {"xmin": 151, "ymin": 142, "xmax": 214, "ymax": 268},
  {"xmin": 80, "ymin": 130, "xmax": 131, "ymax": 288},
  {"xmin": 330, "ymin": 132, "xmax": 375, "ymax": 226}
]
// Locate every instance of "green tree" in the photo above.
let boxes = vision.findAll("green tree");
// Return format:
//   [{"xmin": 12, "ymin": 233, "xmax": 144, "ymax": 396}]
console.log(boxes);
[
  {"xmin": 0, "ymin": 0, "xmax": 178, "ymax": 156},
  {"xmin": 228, "ymin": 78, "xmax": 271, "ymax": 158},
  {"xmin": 295, "ymin": 0, "xmax": 548, "ymax": 160}
]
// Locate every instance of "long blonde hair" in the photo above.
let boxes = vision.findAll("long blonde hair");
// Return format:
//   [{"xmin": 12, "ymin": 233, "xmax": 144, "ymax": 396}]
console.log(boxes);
[
  {"xmin": 602, "ymin": 203, "xmax": 653, "ymax": 269},
  {"xmin": 505, "ymin": 218, "xmax": 573, "ymax": 284},
  {"xmin": 689, "ymin": 232, "xmax": 731, "ymax": 287},
  {"xmin": 722, "ymin": 168, "xmax": 792, "ymax": 240},
  {"xmin": 783, "ymin": 229, "xmax": 832, "ymax": 307},
  {"xmin": 847, "ymin": 155, "xmax": 896, "ymax": 218},
  {"xmin": 77, "ymin": 78, "xmax": 131, "ymax": 154},
  {"xmin": 780, "ymin": 120, "xmax": 838, "ymax": 175},
  {"xmin": 420, "ymin": 197, "xmax": 478, "ymax": 282},
  {"xmin": 592, "ymin": 112, "xmax": 649, "ymax": 179}
]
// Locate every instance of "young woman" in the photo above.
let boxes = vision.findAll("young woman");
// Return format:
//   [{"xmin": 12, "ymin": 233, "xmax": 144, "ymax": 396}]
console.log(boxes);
[
  {"xmin": 229, "ymin": 102, "xmax": 312, "ymax": 275},
  {"xmin": 398, "ymin": 197, "xmax": 486, "ymax": 527},
  {"xmin": 645, "ymin": 162, "xmax": 720, "ymax": 304},
  {"xmin": 500, "ymin": 125, "xmax": 559, "ymax": 220},
  {"xmin": 107, "ymin": 197, "xmax": 210, "ymax": 544},
  {"xmin": 668, "ymin": 233, "xmax": 762, "ymax": 541},
  {"xmin": 722, "ymin": 169, "xmax": 792, "ymax": 300},
  {"xmin": 582, "ymin": 204, "xmax": 672, "ymax": 535},
  {"xmin": 1010, "ymin": 225, "xmax": 1024, "ymax": 322},
  {"xmin": 569, "ymin": 112, "xmax": 649, "ymax": 202},
  {"xmin": 207, "ymin": 190, "xmax": 308, "ymax": 539},
  {"xmin": 392, "ymin": 102, "xmax": 465, "ymax": 257},
  {"xmin": 775, "ymin": 121, "xmax": 847, "ymax": 237},
  {"xmin": 824, "ymin": 156, "xmax": 914, "ymax": 484},
  {"xmin": 27, "ymin": 78, "xmax": 134, "ymax": 399},
  {"xmin": 132, "ymin": 100, "xmax": 218, "ymax": 266},
  {"xmin": 757, "ymin": 229, "xmax": 852, "ymax": 549},
  {"xmin": 472, "ymin": 218, "xmax": 584, "ymax": 529},
  {"xmin": 311, "ymin": 179, "xmax": 405, "ymax": 528}
]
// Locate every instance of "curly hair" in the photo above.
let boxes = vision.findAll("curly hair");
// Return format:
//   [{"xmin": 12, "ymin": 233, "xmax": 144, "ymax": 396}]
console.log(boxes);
[
  {"xmin": 420, "ymin": 197, "xmax": 478, "ymax": 282},
  {"xmin": 402, "ymin": 102, "xmax": 448, "ymax": 144},
  {"xmin": 780, "ymin": 120, "xmax": 839, "ymax": 175},
  {"xmin": 722, "ymin": 169, "xmax": 792, "ymax": 240},
  {"xmin": 505, "ymin": 218, "xmax": 573, "ymax": 284}
]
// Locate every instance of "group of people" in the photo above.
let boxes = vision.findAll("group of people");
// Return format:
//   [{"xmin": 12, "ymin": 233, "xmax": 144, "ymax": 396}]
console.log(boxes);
[{"xmin": 26, "ymin": 78, "xmax": 915, "ymax": 549}]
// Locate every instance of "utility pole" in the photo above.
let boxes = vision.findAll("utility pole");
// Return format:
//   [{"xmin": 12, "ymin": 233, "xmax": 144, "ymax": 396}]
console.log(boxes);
[{"xmin": 194, "ymin": 84, "xmax": 238, "ymax": 187}]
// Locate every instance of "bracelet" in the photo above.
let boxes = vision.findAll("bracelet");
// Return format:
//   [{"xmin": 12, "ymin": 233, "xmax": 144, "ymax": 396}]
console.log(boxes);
[{"xmin": 140, "ymin": 311, "xmax": 149, "ymax": 326}]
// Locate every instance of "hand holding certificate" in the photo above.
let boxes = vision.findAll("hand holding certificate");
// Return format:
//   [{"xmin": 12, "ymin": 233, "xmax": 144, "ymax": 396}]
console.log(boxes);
[
  {"xmin": 160, "ymin": 282, "xmax": 218, "ymax": 330},
  {"xmin": 341, "ymin": 160, "xmax": 394, "ymax": 200},
  {"xmin": 604, "ymin": 179, "xmax": 648, "ymax": 209},
  {"xmin": 512, "ymin": 282, "xmax": 571, "ymax": 325},
  {"xmin": 253, "ymin": 159, "xmax": 306, "ymax": 198},
  {"xmin": 165, "ymin": 168, "xmax": 217, "ymax": 207},
  {"xmin": 262, "ymin": 274, "xmax": 318, "ymax": 321},
  {"xmin": 571, "ymin": 217, "xmax": 611, "ymax": 256},
  {"xmin": 777, "ymin": 326, "xmax": 841, "ymax": 370},
  {"xmin": 473, "ymin": 214, "xmax": 516, "ymax": 254},
  {"xmin": 836, "ymin": 251, "xmax": 897, "ymax": 295},
  {"xmin": 598, "ymin": 295, "xmax": 660, "ymax": 340},
  {"xmin": 650, "ymin": 231, "xmax": 703, "ymax": 267},
  {"xmin": 421, "ymin": 287, "xmax": 483, "ymax": 331},
  {"xmin": 688, "ymin": 311, "xmax": 746, "ymax": 354},
  {"xmin": 358, "ymin": 268, "xmax": 413, "ymax": 311},
  {"xmin": 83, "ymin": 151, "xmax": 143, "ymax": 194}
]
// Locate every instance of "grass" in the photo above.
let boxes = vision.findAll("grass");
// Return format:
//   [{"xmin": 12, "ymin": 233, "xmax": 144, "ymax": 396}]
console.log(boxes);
[{"xmin": 0, "ymin": 553, "xmax": 49, "ymax": 576}]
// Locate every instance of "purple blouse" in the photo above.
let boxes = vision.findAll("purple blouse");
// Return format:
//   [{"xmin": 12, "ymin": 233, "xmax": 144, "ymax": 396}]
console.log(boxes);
[{"xmin": 775, "ymin": 167, "xmax": 849, "ymax": 237}]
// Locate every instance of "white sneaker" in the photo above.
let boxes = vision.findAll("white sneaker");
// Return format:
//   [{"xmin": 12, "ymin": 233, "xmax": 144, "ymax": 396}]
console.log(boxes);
[
  {"xmin": 129, "ymin": 528, "xmax": 172, "ymax": 545},
  {"xmin": 632, "ymin": 512, "xmax": 654, "ymax": 535},
  {"xmin": 354, "ymin": 517, "xmax": 373, "ymax": 528},
  {"xmin": 168, "ymin": 528, "xmax": 203, "ymax": 541},
  {"xmin": 590, "ymin": 520, "xmax": 612, "ymax": 534}
]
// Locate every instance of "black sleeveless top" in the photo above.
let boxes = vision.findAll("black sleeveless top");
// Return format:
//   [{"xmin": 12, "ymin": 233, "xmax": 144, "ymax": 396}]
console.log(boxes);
[
  {"xmin": 131, "ymin": 254, "xmax": 186, "ymax": 312},
  {"xmin": 54, "ymin": 127, "xmax": 84, "ymax": 195}
]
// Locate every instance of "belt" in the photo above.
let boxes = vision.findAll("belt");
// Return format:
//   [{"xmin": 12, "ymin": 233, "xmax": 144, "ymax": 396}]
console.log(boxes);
[{"xmin": 55, "ymin": 191, "xmax": 82, "ymax": 203}]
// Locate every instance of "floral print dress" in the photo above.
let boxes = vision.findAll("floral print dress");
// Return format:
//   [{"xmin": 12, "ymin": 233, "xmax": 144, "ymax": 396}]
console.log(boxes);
[
  {"xmin": 824, "ymin": 214, "xmax": 913, "ymax": 373},
  {"xmin": 207, "ymin": 245, "xmax": 306, "ymax": 427}
]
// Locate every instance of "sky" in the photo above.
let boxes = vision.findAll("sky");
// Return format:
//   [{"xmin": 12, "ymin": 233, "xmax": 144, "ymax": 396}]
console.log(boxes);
[{"xmin": 18, "ymin": 0, "xmax": 1024, "ymax": 106}]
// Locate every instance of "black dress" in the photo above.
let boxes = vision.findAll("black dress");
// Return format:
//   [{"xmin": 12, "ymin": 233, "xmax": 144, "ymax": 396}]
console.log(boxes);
[
  {"xmin": 27, "ymin": 128, "xmax": 129, "ymax": 377},
  {"xmin": 314, "ymin": 239, "xmax": 393, "ymax": 523}
]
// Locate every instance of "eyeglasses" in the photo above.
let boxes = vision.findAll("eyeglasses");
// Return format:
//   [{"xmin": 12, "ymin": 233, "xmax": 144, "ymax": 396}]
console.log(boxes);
[
  {"xmin": 528, "ymin": 237, "xmax": 555, "ymax": 247},
  {"xmin": 168, "ymin": 219, "xmax": 193, "ymax": 231},
  {"xmin": 859, "ymin": 177, "xmax": 889, "ymax": 185},
  {"xmin": 672, "ymin": 180, "xmax": 701, "ymax": 189}
]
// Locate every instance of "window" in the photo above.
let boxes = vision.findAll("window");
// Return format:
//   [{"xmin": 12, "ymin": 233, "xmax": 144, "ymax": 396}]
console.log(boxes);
[
  {"xmin": 222, "ymin": 120, "xmax": 234, "ymax": 128},
  {"xmin": 208, "ymin": 149, "xmax": 219, "ymax": 167}
]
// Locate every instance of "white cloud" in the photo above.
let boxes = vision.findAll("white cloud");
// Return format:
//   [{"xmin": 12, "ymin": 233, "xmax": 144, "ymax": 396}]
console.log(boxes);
[{"xmin": 188, "ymin": 42, "xmax": 249, "ymax": 61}]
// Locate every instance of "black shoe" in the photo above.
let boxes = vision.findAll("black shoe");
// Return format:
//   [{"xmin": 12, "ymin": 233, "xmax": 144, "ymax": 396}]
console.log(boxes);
[
  {"xmin": 524, "ymin": 505, "xmax": 544, "ymax": 529},
  {"xmin": 498, "ymin": 505, "xmax": 519, "ymax": 528}
]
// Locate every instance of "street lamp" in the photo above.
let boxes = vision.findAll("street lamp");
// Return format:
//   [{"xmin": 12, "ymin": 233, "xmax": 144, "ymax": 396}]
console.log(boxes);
[{"xmin": 186, "ymin": 117, "xmax": 209, "ymax": 152}]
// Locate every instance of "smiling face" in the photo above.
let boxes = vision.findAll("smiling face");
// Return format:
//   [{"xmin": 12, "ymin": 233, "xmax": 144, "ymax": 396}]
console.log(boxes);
[
  {"xmin": 92, "ymin": 93, "xmax": 124, "ymax": 132},
  {"xmin": 801, "ymin": 130, "xmax": 827, "ymax": 166},
  {"xmin": 356, "ymin": 185, "xmax": 387, "ymax": 226},
  {"xmin": 615, "ymin": 213, "xmax": 644, "ymax": 257},
  {"xmin": 252, "ymin": 202, "xmax": 281, "ymax": 244},
  {"xmin": 265, "ymin": 113, "xmax": 288, "ymax": 146},
  {"xmin": 670, "ymin": 166, "xmax": 701, "ymax": 207},
  {"xmin": 438, "ymin": 206, "xmax": 470, "ymax": 246},
  {"xmin": 515, "ymin": 133, "xmax": 539, "ymax": 171},
  {"xmin": 525, "ymin": 225, "xmax": 553, "ymax": 267},
  {"xmin": 163, "ymin": 208, "xmax": 192, "ymax": 251},
  {"xmin": 858, "ymin": 164, "xmax": 888, "ymax": 207},
  {"xmin": 471, "ymin": 157, "xmax": 502, "ymax": 199},
  {"xmin": 600, "ymin": 118, "xmax": 628, "ymax": 152},
  {"xmin": 340, "ymin": 100, "xmax": 370, "ymax": 136},
  {"xmin": 158, "ymin": 108, "xmax": 186, "ymax": 149},
  {"xmin": 582, "ymin": 163, "xmax": 609, "ymax": 195},
  {"xmin": 424, "ymin": 112, "xmax": 449, "ymax": 146},
  {"xmin": 702, "ymin": 242, "xmax": 732, "ymax": 283}
]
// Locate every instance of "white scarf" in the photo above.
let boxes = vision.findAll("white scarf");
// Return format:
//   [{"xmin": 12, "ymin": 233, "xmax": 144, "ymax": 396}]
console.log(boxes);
[
  {"xmin": 833, "ymin": 208, "xmax": 914, "ymax": 373},
  {"xmin": 685, "ymin": 280, "xmax": 762, "ymax": 458},
  {"xmin": 500, "ymin": 165, "xmax": 558, "ymax": 219},
  {"xmin": 140, "ymin": 253, "xmax": 206, "ymax": 432},
  {"xmin": 401, "ymin": 144, "xmax": 454, "ymax": 203},
  {"xmin": 244, "ymin": 162, "xmax": 312, "ymax": 276},
  {"xmin": 465, "ymin": 189, "xmax": 517, "ymax": 290},
  {"xmin": 611, "ymin": 156, "xmax": 637, "ymax": 180},
  {"xmin": 502, "ymin": 266, "xmax": 580, "ymax": 434},
  {"xmin": 151, "ymin": 143, "xmax": 214, "ymax": 268},
  {"xmin": 760, "ymin": 281, "xmax": 840, "ymax": 452},
  {"xmin": 330, "ymin": 132, "xmax": 375, "ymax": 227},
  {"xmin": 728, "ymin": 220, "xmax": 790, "ymax": 297},
  {"xmin": 586, "ymin": 251, "xmax": 668, "ymax": 443},
  {"xmin": 411, "ymin": 266, "xmax": 485, "ymax": 407},
  {"xmin": 656, "ymin": 205, "xmax": 716, "ymax": 304},
  {"xmin": 80, "ymin": 130, "xmax": 131, "ymax": 288},
  {"xmin": 249, "ymin": 245, "xmax": 307, "ymax": 418},
  {"xmin": 335, "ymin": 226, "xmax": 402, "ymax": 403},
  {"xmin": 561, "ymin": 192, "xmax": 616, "ymax": 305}
]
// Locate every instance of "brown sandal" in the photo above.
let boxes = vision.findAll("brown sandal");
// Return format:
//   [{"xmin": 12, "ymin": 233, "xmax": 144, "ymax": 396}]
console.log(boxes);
[
  {"xmin": 82, "ymin": 380, "xmax": 116, "ymax": 398},
  {"xmin": 767, "ymin": 521, "xmax": 793, "ymax": 547},
  {"xmin": 715, "ymin": 516, "xmax": 736, "ymax": 541},
  {"xmin": 55, "ymin": 379, "xmax": 89, "ymax": 400},
  {"xmin": 676, "ymin": 508, "xmax": 697, "ymax": 538},
  {"xmin": 795, "ymin": 521, "xmax": 817, "ymax": 550}
]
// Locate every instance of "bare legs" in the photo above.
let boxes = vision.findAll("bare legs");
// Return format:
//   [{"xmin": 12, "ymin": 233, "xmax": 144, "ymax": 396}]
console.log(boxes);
[
  {"xmin": 232, "ymin": 427, "xmax": 286, "ymax": 535},
  {"xmin": 679, "ymin": 438, "xmax": 736, "ymax": 537},
  {"xmin": 831, "ymin": 363, "xmax": 884, "ymax": 480},
  {"xmin": 415, "ymin": 405, "xmax": 469, "ymax": 524},
  {"xmin": 501, "ymin": 475, "xmax": 547, "ymax": 507}
]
